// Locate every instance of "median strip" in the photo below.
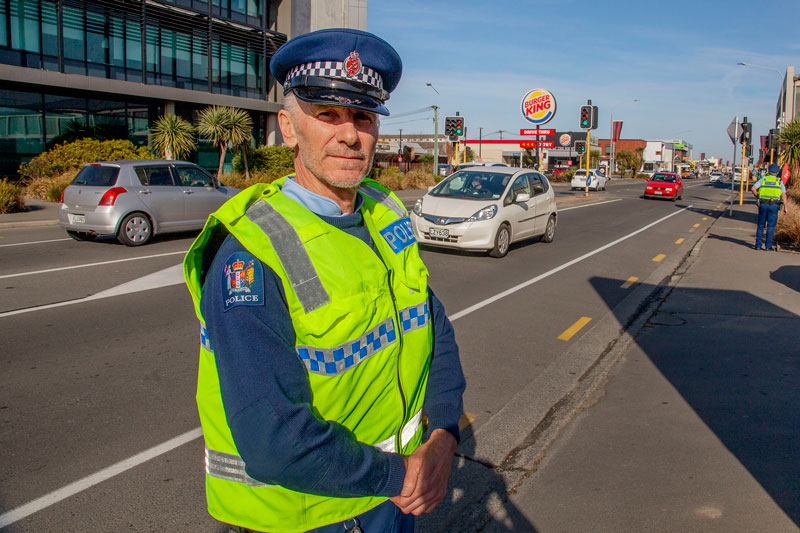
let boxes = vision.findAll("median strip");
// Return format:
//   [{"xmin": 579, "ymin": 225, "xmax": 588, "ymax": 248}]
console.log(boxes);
[{"xmin": 558, "ymin": 317, "xmax": 592, "ymax": 341}]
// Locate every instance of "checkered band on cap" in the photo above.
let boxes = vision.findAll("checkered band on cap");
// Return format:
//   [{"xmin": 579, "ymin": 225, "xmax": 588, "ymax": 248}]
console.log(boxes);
[{"xmin": 285, "ymin": 60, "xmax": 384, "ymax": 91}]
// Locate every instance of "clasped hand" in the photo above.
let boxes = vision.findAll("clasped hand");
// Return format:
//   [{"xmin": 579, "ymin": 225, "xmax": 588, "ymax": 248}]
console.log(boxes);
[{"xmin": 389, "ymin": 429, "xmax": 458, "ymax": 516}]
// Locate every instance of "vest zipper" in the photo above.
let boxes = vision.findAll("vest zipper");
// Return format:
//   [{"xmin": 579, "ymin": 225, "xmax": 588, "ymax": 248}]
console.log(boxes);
[{"xmin": 387, "ymin": 268, "xmax": 408, "ymax": 453}]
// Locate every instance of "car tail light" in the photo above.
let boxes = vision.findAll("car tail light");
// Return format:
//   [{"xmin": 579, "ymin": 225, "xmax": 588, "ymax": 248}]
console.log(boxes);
[
  {"xmin": 99, "ymin": 187, "xmax": 127, "ymax": 206},
  {"xmin": 59, "ymin": 189, "xmax": 65, "ymax": 203}
]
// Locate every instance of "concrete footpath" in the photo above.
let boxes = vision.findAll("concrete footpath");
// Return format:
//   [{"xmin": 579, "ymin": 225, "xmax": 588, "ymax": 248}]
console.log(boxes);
[
  {"xmin": 478, "ymin": 203, "xmax": 800, "ymax": 531},
  {"xmin": 0, "ymin": 199, "xmax": 60, "ymax": 229}
]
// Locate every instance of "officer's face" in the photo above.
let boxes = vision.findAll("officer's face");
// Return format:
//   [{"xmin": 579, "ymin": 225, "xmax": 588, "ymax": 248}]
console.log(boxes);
[{"xmin": 281, "ymin": 97, "xmax": 379, "ymax": 189}]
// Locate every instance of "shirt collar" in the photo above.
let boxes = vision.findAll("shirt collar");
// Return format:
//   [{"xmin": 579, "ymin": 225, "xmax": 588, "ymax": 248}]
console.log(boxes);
[{"xmin": 282, "ymin": 175, "xmax": 363, "ymax": 217}]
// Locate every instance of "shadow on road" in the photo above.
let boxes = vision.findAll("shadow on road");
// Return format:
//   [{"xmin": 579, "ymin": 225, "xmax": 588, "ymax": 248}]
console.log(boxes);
[
  {"xmin": 771, "ymin": 265, "xmax": 800, "ymax": 293},
  {"xmin": 417, "ymin": 423, "xmax": 537, "ymax": 532},
  {"xmin": 590, "ymin": 276, "xmax": 800, "ymax": 526}
]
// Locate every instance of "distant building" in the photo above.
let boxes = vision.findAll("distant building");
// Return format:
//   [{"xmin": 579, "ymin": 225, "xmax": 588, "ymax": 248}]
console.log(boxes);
[
  {"xmin": 0, "ymin": 0, "xmax": 367, "ymax": 177},
  {"xmin": 776, "ymin": 66, "xmax": 800, "ymax": 129},
  {"xmin": 642, "ymin": 140, "xmax": 692, "ymax": 173}
]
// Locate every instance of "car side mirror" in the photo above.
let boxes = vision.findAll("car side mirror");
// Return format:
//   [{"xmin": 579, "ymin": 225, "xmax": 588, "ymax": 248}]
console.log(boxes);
[{"xmin": 516, "ymin": 193, "xmax": 531, "ymax": 203}]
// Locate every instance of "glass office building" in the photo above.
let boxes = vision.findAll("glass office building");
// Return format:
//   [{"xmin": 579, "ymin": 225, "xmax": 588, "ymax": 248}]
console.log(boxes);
[{"xmin": 0, "ymin": 0, "xmax": 288, "ymax": 177}]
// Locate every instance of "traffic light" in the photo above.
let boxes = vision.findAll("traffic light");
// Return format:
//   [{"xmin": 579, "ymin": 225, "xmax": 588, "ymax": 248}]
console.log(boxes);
[
  {"xmin": 591, "ymin": 105, "xmax": 599, "ymax": 129},
  {"xmin": 579, "ymin": 106, "xmax": 591, "ymax": 129},
  {"xmin": 574, "ymin": 140, "xmax": 586, "ymax": 153},
  {"xmin": 769, "ymin": 128, "xmax": 779, "ymax": 150},
  {"xmin": 740, "ymin": 122, "xmax": 752, "ymax": 144},
  {"xmin": 745, "ymin": 144, "xmax": 752, "ymax": 158},
  {"xmin": 445, "ymin": 116, "xmax": 464, "ymax": 141}
]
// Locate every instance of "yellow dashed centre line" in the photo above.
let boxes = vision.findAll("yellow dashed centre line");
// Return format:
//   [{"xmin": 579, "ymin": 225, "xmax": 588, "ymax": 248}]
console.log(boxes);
[
  {"xmin": 675, "ymin": 238, "xmax": 685, "ymax": 244},
  {"xmin": 689, "ymin": 228, "xmax": 696, "ymax": 233},
  {"xmin": 620, "ymin": 276, "xmax": 638, "ymax": 289},
  {"xmin": 652, "ymin": 253, "xmax": 666, "ymax": 262},
  {"xmin": 702, "ymin": 217, "xmax": 708, "ymax": 221},
  {"xmin": 693, "ymin": 223, "xmax": 700, "ymax": 227},
  {"xmin": 558, "ymin": 317, "xmax": 592, "ymax": 341}
]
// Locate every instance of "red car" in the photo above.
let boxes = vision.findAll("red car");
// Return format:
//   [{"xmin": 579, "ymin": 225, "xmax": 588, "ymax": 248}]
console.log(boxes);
[{"xmin": 644, "ymin": 172, "xmax": 683, "ymax": 201}]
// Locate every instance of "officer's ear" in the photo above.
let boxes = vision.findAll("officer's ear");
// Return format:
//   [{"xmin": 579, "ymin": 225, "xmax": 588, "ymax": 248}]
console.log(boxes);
[{"xmin": 278, "ymin": 108, "xmax": 298, "ymax": 150}]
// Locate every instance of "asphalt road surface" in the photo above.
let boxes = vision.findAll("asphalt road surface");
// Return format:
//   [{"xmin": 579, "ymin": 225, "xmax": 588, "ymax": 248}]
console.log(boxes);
[{"xmin": 0, "ymin": 178, "xmax": 734, "ymax": 531}]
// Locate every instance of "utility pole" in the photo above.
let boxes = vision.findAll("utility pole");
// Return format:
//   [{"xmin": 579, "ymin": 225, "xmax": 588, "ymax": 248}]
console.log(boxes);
[
  {"xmin": 398, "ymin": 129, "xmax": 403, "ymax": 172},
  {"xmin": 479, "ymin": 127, "xmax": 483, "ymax": 160},
  {"xmin": 432, "ymin": 105, "xmax": 439, "ymax": 175}
]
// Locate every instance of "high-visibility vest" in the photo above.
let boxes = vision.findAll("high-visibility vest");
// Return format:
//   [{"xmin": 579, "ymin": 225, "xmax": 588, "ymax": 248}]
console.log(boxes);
[
  {"xmin": 758, "ymin": 175, "xmax": 783, "ymax": 200},
  {"xmin": 183, "ymin": 177, "xmax": 433, "ymax": 532}
]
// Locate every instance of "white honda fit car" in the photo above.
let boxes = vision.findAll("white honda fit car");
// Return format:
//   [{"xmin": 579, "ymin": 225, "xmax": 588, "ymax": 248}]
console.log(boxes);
[{"xmin": 410, "ymin": 167, "xmax": 557, "ymax": 258}]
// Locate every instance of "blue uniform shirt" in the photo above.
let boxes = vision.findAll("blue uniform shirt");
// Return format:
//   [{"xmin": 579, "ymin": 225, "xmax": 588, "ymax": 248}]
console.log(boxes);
[{"xmin": 200, "ymin": 182, "xmax": 465, "ymax": 498}]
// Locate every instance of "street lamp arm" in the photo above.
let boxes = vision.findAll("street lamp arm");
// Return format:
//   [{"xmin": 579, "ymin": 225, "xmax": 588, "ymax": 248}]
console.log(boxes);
[{"xmin": 737, "ymin": 62, "xmax": 781, "ymax": 73}]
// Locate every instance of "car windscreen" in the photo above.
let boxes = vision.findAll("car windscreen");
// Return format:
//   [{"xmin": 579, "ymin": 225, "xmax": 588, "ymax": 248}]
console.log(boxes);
[
  {"xmin": 72, "ymin": 165, "xmax": 120, "ymax": 186},
  {"xmin": 430, "ymin": 171, "xmax": 511, "ymax": 200},
  {"xmin": 652, "ymin": 174, "xmax": 676, "ymax": 182}
]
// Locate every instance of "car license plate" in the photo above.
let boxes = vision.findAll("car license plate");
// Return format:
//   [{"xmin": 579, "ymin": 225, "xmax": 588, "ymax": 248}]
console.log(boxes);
[
  {"xmin": 654, "ymin": 191, "xmax": 662, "ymax": 195},
  {"xmin": 429, "ymin": 227, "xmax": 449, "ymax": 239},
  {"xmin": 69, "ymin": 214, "xmax": 86, "ymax": 224}
]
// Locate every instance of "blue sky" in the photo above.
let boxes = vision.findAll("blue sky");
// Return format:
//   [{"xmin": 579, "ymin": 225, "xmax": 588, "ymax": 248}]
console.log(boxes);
[{"xmin": 368, "ymin": 0, "xmax": 798, "ymax": 162}]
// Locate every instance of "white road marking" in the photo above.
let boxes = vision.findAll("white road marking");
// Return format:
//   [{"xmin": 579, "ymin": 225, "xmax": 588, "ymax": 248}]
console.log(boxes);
[
  {"xmin": 0, "ymin": 428, "xmax": 203, "ymax": 528},
  {"xmin": 559, "ymin": 199, "xmax": 622, "ymax": 211},
  {"xmin": 0, "ymin": 238, "xmax": 72, "ymax": 248},
  {"xmin": 0, "ymin": 250, "xmax": 186, "ymax": 280},
  {"xmin": 0, "ymin": 264, "xmax": 185, "ymax": 318},
  {"xmin": 449, "ymin": 205, "xmax": 693, "ymax": 321}
]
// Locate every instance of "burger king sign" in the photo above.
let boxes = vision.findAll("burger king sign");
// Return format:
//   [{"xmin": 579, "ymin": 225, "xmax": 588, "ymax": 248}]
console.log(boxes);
[{"xmin": 521, "ymin": 88, "xmax": 556, "ymax": 125}]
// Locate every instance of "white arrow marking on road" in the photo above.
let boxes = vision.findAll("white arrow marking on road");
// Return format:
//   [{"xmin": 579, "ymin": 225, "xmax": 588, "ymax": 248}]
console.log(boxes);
[
  {"xmin": 0, "ymin": 250, "xmax": 186, "ymax": 280},
  {"xmin": 0, "ymin": 263, "xmax": 186, "ymax": 318}
]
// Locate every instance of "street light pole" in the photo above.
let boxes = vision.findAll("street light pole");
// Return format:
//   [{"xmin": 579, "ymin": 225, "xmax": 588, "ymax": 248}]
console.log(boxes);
[{"xmin": 426, "ymin": 83, "xmax": 440, "ymax": 175}]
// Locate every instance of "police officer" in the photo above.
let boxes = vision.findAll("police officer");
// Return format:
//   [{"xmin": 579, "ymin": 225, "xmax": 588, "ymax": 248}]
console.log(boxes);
[
  {"xmin": 751, "ymin": 162, "xmax": 788, "ymax": 250},
  {"xmin": 183, "ymin": 28, "xmax": 465, "ymax": 533}
]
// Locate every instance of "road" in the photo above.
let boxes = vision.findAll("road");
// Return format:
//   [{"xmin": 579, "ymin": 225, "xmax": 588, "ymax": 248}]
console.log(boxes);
[{"xmin": 0, "ymin": 178, "xmax": 733, "ymax": 531}]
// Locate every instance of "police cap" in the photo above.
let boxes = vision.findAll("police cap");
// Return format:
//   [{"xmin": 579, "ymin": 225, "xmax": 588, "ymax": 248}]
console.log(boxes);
[
  {"xmin": 768, "ymin": 163, "xmax": 780, "ymax": 175},
  {"xmin": 270, "ymin": 28, "xmax": 402, "ymax": 116}
]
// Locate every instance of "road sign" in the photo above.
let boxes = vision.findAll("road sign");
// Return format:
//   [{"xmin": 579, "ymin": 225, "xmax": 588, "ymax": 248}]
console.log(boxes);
[
  {"xmin": 520, "ymin": 141, "xmax": 555, "ymax": 148},
  {"xmin": 520, "ymin": 128, "xmax": 555, "ymax": 136},
  {"xmin": 727, "ymin": 118, "xmax": 741, "ymax": 144}
]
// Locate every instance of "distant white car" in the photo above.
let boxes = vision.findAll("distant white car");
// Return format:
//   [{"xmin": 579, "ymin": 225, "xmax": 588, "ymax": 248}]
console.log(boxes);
[
  {"xmin": 709, "ymin": 171, "xmax": 723, "ymax": 183},
  {"xmin": 570, "ymin": 169, "xmax": 607, "ymax": 191},
  {"xmin": 411, "ymin": 167, "xmax": 558, "ymax": 258}
]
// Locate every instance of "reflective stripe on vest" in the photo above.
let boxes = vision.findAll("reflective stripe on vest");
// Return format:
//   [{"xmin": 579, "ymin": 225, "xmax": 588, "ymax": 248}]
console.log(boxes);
[
  {"xmin": 758, "ymin": 176, "xmax": 782, "ymax": 200},
  {"xmin": 359, "ymin": 184, "xmax": 407, "ymax": 218},
  {"xmin": 204, "ymin": 409, "xmax": 423, "ymax": 483},
  {"xmin": 245, "ymin": 198, "xmax": 330, "ymax": 314},
  {"xmin": 399, "ymin": 302, "xmax": 429, "ymax": 333}
]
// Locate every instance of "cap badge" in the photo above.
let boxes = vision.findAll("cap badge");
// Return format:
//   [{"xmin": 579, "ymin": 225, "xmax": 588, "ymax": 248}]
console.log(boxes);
[{"xmin": 344, "ymin": 51, "xmax": 362, "ymax": 78}]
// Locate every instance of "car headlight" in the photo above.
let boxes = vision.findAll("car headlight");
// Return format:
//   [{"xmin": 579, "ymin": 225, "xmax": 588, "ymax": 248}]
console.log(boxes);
[
  {"xmin": 412, "ymin": 198, "xmax": 423, "ymax": 216},
  {"xmin": 468, "ymin": 205, "xmax": 497, "ymax": 221}
]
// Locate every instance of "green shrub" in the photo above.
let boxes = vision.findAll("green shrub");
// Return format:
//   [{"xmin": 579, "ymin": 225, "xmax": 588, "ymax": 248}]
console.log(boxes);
[
  {"xmin": 233, "ymin": 145, "xmax": 294, "ymax": 173},
  {"xmin": 0, "ymin": 178, "xmax": 25, "ymax": 213},
  {"xmin": 400, "ymin": 170, "xmax": 437, "ymax": 190},
  {"xmin": 19, "ymin": 138, "xmax": 154, "ymax": 180},
  {"xmin": 26, "ymin": 169, "xmax": 80, "ymax": 201},
  {"xmin": 372, "ymin": 167, "xmax": 403, "ymax": 190}
]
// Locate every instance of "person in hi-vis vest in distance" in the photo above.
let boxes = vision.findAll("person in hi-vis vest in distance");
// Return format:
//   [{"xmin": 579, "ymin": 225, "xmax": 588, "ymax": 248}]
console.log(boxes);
[
  {"xmin": 750, "ymin": 163, "xmax": 788, "ymax": 251},
  {"xmin": 183, "ymin": 28, "xmax": 466, "ymax": 533}
]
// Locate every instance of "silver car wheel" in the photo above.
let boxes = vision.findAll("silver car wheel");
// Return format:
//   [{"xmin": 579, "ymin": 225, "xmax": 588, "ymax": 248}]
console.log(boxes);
[
  {"xmin": 490, "ymin": 224, "xmax": 510, "ymax": 258},
  {"xmin": 542, "ymin": 215, "xmax": 556, "ymax": 243},
  {"xmin": 118, "ymin": 213, "xmax": 152, "ymax": 246}
]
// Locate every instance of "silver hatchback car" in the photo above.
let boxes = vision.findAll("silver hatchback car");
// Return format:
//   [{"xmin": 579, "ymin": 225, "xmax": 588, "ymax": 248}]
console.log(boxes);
[{"xmin": 59, "ymin": 160, "xmax": 240, "ymax": 245}]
